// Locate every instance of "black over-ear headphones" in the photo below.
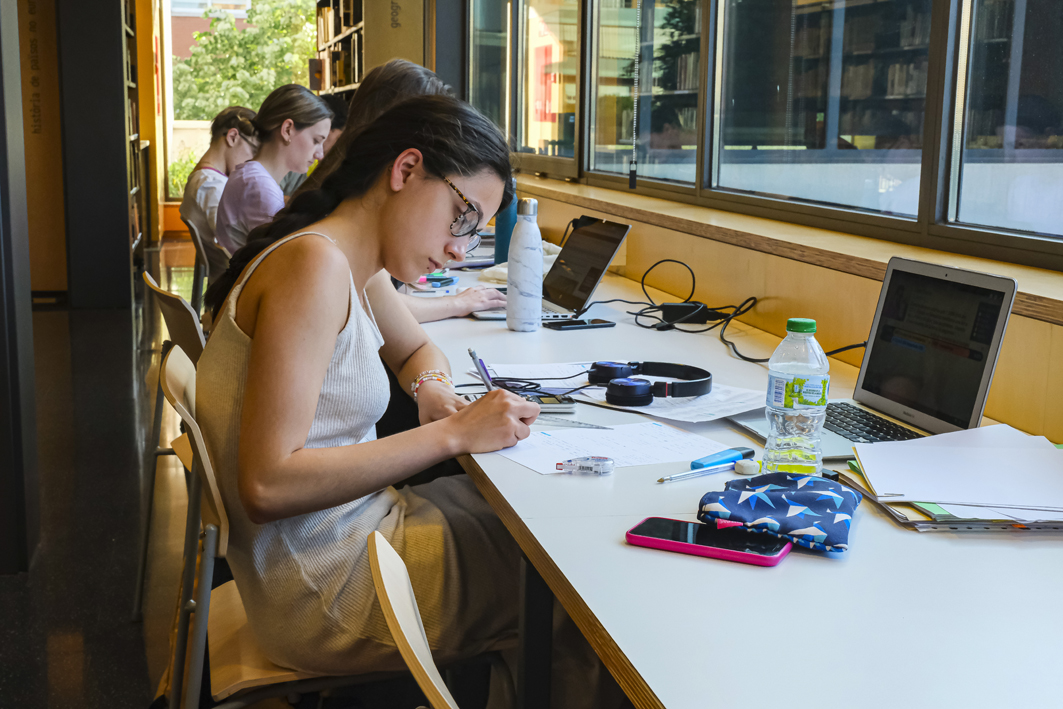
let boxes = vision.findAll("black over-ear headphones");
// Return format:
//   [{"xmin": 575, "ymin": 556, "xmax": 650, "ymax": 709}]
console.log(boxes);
[{"xmin": 588, "ymin": 361, "xmax": 712, "ymax": 406}]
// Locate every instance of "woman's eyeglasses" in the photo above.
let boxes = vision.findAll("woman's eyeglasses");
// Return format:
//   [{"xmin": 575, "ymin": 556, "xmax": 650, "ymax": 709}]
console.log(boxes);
[{"xmin": 444, "ymin": 177, "xmax": 482, "ymax": 252}]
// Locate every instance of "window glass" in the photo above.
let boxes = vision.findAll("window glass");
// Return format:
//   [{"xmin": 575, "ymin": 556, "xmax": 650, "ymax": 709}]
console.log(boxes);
[
  {"xmin": 591, "ymin": 0, "xmax": 701, "ymax": 183},
  {"xmin": 470, "ymin": 0, "xmax": 511, "ymax": 132},
  {"xmin": 953, "ymin": 0, "xmax": 1063, "ymax": 237},
  {"xmin": 712, "ymin": 0, "xmax": 932, "ymax": 216},
  {"xmin": 517, "ymin": 0, "xmax": 579, "ymax": 158}
]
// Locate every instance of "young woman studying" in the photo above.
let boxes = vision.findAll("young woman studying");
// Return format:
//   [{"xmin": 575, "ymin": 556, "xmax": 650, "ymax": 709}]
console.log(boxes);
[
  {"xmin": 215, "ymin": 84, "xmax": 332, "ymax": 254},
  {"xmin": 197, "ymin": 95, "xmax": 620, "ymax": 707},
  {"xmin": 300, "ymin": 58, "xmax": 506, "ymax": 323},
  {"xmin": 178, "ymin": 106, "xmax": 258, "ymax": 284}
]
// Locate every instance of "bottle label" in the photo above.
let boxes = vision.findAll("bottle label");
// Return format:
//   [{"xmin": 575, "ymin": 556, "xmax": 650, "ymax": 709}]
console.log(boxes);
[{"xmin": 767, "ymin": 374, "xmax": 829, "ymax": 409}]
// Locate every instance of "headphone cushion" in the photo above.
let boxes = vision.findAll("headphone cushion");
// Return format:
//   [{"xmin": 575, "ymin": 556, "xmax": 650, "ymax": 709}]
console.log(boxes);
[
  {"xmin": 605, "ymin": 377, "xmax": 654, "ymax": 406},
  {"xmin": 589, "ymin": 361, "xmax": 635, "ymax": 384}
]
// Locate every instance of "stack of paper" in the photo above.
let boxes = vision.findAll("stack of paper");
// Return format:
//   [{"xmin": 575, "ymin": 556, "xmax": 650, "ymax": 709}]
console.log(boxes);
[{"xmin": 853, "ymin": 425, "xmax": 1063, "ymax": 521}]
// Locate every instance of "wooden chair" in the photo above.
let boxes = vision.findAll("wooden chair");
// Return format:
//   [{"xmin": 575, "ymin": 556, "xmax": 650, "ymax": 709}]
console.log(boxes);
[
  {"xmin": 182, "ymin": 216, "xmax": 230, "ymax": 318},
  {"xmin": 132, "ymin": 272, "xmax": 207, "ymax": 621},
  {"xmin": 369, "ymin": 531, "xmax": 461, "ymax": 709},
  {"xmin": 159, "ymin": 345, "xmax": 399, "ymax": 708},
  {"xmin": 160, "ymin": 346, "xmax": 515, "ymax": 709}
]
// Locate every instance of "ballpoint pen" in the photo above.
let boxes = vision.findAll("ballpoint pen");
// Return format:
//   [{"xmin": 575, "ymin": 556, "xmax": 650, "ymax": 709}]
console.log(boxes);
[
  {"xmin": 657, "ymin": 447, "xmax": 755, "ymax": 483},
  {"xmin": 468, "ymin": 348, "xmax": 495, "ymax": 390}
]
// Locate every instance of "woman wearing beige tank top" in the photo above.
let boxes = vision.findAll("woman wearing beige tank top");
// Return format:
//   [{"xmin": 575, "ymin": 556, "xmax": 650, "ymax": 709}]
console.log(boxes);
[{"xmin": 196, "ymin": 96, "xmax": 623, "ymax": 708}]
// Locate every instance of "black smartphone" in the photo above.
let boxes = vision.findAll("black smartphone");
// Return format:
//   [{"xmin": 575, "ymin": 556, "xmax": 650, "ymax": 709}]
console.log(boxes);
[{"xmin": 544, "ymin": 319, "xmax": 616, "ymax": 331}]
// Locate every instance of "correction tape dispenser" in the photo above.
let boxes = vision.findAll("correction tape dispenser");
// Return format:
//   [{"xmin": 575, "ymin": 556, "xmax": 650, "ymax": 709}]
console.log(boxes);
[{"xmin": 556, "ymin": 456, "xmax": 615, "ymax": 476}]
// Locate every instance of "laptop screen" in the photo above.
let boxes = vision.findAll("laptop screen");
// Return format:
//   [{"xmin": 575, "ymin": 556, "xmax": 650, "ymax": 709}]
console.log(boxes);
[
  {"xmin": 860, "ymin": 268, "xmax": 1006, "ymax": 428},
  {"xmin": 542, "ymin": 220, "xmax": 631, "ymax": 312}
]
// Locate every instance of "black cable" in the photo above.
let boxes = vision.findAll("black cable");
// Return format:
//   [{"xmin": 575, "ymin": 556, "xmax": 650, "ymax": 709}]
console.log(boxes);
[{"xmin": 825, "ymin": 341, "xmax": 868, "ymax": 356}]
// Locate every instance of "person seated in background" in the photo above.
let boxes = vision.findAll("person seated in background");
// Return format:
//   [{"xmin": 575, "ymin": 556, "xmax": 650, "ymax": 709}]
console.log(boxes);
[
  {"xmin": 215, "ymin": 84, "xmax": 332, "ymax": 254},
  {"xmin": 179, "ymin": 106, "xmax": 258, "ymax": 285},
  {"xmin": 300, "ymin": 59, "xmax": 506, "ymax": 324},
  {"xmin": 198, "ymin": 95, "xmax": 622, "ymax": 707},
  {"xmin": 279, "ymin": 93, "xmax": 349, "ymax": 197}
]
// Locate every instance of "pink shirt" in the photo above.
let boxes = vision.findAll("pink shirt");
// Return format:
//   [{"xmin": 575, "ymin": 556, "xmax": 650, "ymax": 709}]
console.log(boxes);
[{"xmin": 215, "ymin": 161, "xmax": 285, "ymax": 254}]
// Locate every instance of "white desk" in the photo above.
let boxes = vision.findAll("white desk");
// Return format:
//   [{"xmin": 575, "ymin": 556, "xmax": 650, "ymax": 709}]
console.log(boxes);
[{"xmin": 419, "ymin": 270, "xmax": 1063, "ymax": 709}]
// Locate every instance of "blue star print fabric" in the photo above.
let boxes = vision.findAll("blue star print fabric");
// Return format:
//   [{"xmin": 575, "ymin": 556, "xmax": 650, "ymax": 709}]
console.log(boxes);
[{"xmin": 697, "ymin": 473, "xmax": 862, "ymax": 552}]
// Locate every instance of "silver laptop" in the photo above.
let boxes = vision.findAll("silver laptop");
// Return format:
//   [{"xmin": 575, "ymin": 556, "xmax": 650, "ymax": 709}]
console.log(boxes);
[
  {"xmin": 472, "ymin": 218, "xmax": 631, "ymax": 321},
  {"xmin": 729, "ymin": 258, "xmax": 1016, "ymax": 459}
]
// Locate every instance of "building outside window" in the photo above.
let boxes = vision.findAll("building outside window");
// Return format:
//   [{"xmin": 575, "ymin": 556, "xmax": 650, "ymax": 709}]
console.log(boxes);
[{"xmin": 469, "ymin": 0, "xmax": 511, "ymax": 133}]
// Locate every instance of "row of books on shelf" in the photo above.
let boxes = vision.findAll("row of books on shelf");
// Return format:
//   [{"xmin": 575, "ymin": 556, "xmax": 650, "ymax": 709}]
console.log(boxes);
[
  {"xmin": 975, "ymin": 0, "xmax": 1013, "ymax": 41},
  {"xmin": 317, "ymin": 3, "xmax": 361, "ymax": 46},
  {"xmin": 794, "ymin": 10, "xmax": 932, "ymax": 58},
  {"xmin": 898, "ymin": 6, "xmax": 931, "ymax": 48},
  {"xmin": 671, "ymin": 52, "xmax": 699, "ymax": 92},
  {"xmin": 885, "ymin": 58, "xmax": 926, "ymax": 98}
]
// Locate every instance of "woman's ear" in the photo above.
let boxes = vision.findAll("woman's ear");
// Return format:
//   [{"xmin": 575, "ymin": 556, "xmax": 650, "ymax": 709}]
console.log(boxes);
[
  {"xmin": 279, "ymin": 118, "xmax": 295, "ymax": 145},
  {"xmin": 388, "ymin": 148, "xmax": 424, "ymax": 192},
  {"xmin": 225, "ymin": 128, "xmax": 240, "ymax": 147}
]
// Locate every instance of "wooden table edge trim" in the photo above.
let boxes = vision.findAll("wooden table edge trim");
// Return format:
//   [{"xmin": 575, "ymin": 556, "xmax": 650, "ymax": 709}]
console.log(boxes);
[
  {"xmin": 516, "ymin": 178, "xmax": 1063, "ymax": 327},
  {"xmin": 457, "ymin": 454, "xmax": 666, "ymax": 709}
]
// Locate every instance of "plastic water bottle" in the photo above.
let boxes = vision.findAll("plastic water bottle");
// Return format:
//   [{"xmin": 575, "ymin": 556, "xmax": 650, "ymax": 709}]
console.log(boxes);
[
  {"xmin": 493, "ymin": 177, "xmax": 518, "ymax": 266},
  {"xmin": 763, "ymin": 318, "xmax": 830, "ymax": 476},
  {"xmin": 506, "ymin": 198, "xmax": 543, "ymax": 332}
]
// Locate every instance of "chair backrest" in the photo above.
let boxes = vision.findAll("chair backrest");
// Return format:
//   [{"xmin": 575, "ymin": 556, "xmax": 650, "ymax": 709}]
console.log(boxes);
[
  {"xmin": 368, "ymin": 531, "xmax": 459, "ymax": 709},
  {"xmin": 160, "ymin": 345, "xmax": 230, "ymax": 558},
  {"xmin": 142, "ymin": 271, "xmax": 206, "ymax": 364},
  {"xmin": 182, "ymin": 215, "xmax": 210, "ymax": 271}
]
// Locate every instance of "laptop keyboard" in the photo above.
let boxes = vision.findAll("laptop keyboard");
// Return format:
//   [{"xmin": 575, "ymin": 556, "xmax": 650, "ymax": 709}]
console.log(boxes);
[{"xmin": 824, "ymin": 402, "xmax": 924, "ymax": 444}]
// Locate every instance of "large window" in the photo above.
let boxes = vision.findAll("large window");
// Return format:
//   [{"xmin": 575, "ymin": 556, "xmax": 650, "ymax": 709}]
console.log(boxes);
[
  {"xmin": 712, "ymin": 0, "xmax": 932, "ymax": 216},
  {"xmin": 516, "ymin": 0, "xmax": 580, "ymax": 159},
  {"xmin": 590, "ymin": 0, "xmax": 702, "ymax": 183},
  {"xmin": 466, "ymin": 0, "xmax": 1063, "ymax": 268},
  {"xmin": 950, "ymin": 0, "xmax": 1063, "ymax": 238},
  {"xmin": 469, "ymin": 0, "xmax": 511, "ymax": 132}
]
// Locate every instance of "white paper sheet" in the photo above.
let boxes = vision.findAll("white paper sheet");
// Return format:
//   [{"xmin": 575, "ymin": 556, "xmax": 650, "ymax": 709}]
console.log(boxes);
[
  {"xmin": 495, "ymin": 421, "xmax": 730, "ymax": 475},
  {"xmin": 854, "ymin": 444, "xmax": 1063, "ymax": 510},
  {"xmin": 898, "ymin": 424, "xmax": 1057, "ymax": 450},
  {"xmin": 576, "ymin": 381, "xmax": 764, "ymax": 423}
]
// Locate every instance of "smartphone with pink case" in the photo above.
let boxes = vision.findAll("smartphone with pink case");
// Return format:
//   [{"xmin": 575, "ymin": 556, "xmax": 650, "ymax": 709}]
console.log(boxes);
[{"xmin": 626, "ymin": 517, "xmax": 792, "ymax": 567}]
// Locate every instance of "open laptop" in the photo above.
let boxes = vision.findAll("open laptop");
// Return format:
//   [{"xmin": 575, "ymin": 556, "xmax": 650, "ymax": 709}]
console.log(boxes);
[
  {"xmin": 729, "ymin": 257, "xmax": 1017, "ymax": 459},
  {"xmin": 472, "ymin": 218, "xmax": 631, "ymax": 320}
]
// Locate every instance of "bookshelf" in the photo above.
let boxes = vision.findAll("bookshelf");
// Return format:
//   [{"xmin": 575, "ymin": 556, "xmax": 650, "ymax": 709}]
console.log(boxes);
[
  {"xmin": 311, "ymin": 0, "xmax": 364, "ymax": 95},
  {"xmin": 789, "ymin": 0, "xmax": 932, "ymax": 150},
  {"xmin": 123, "ymin": 0, "xmax": 148, "ymax": 256}
]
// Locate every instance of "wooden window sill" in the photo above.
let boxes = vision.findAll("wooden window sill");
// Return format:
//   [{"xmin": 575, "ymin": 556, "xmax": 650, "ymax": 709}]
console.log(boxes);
[{"xmin": 516, "ymin": 175, "xmax": 1063, "ymax": 326}]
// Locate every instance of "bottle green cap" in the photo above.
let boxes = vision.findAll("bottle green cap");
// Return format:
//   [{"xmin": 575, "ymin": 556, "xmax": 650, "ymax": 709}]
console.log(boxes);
[{"xmin": 787, "ymin": 318, "xmax": 817, "ymax": 333}]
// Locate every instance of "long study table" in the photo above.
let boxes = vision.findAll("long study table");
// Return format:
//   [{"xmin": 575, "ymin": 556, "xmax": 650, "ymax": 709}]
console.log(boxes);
[{"xmin": 419, "ymin": 270, "xmax": 1063, "ymax": 709}]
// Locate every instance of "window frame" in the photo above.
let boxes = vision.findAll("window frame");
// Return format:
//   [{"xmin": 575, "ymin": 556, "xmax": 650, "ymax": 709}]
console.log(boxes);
[
  {"xmin": 476, "ymin": 0, "xmax": 1063, "ymax": 272},
  {"xmin": 511, "ymin": 0, "xmax": 583, "ymax": 179}
]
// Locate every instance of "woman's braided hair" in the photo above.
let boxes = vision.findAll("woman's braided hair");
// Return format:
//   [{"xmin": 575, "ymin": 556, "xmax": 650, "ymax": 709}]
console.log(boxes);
[{"xmin": 205, "ymin": 94, "xmax": 515, "ymax": 319}]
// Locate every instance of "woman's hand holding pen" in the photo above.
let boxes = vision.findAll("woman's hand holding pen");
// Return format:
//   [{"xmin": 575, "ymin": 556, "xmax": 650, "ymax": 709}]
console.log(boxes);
[{"xmin": 440, "ymin": 389, "xmax": 540, "ymax": 454}]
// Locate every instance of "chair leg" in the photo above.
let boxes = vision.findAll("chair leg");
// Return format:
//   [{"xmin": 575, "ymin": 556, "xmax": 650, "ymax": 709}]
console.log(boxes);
[
  {"xmin": 190, "ymin": 259, "xmax": 205, "ymax": 316},
  {"xmin": 170, "ymin": 467, "xmax": 203, "ymax": 709},
  {"xmin": 133, "ymin": 340, "xmax": 175, "ymax": 622},
  {"xmin": 184, "ymin": 524, "xmax": 218, "ymax": 709}
]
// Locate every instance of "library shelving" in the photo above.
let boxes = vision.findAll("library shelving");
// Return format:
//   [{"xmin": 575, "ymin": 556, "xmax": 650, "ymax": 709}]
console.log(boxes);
[
  {"xmin": 124, "ymin": 0, "xmax": 148, "ymax": 256},
  {"xmin": 311, "ymin": 0, "xmax": 364, "ymax": 95}
]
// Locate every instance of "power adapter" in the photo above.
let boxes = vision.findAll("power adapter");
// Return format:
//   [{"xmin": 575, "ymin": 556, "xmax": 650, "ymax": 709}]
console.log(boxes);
[{"xmin": 657, "ymin": 302, "xmax": 726, "ymax": 328}]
